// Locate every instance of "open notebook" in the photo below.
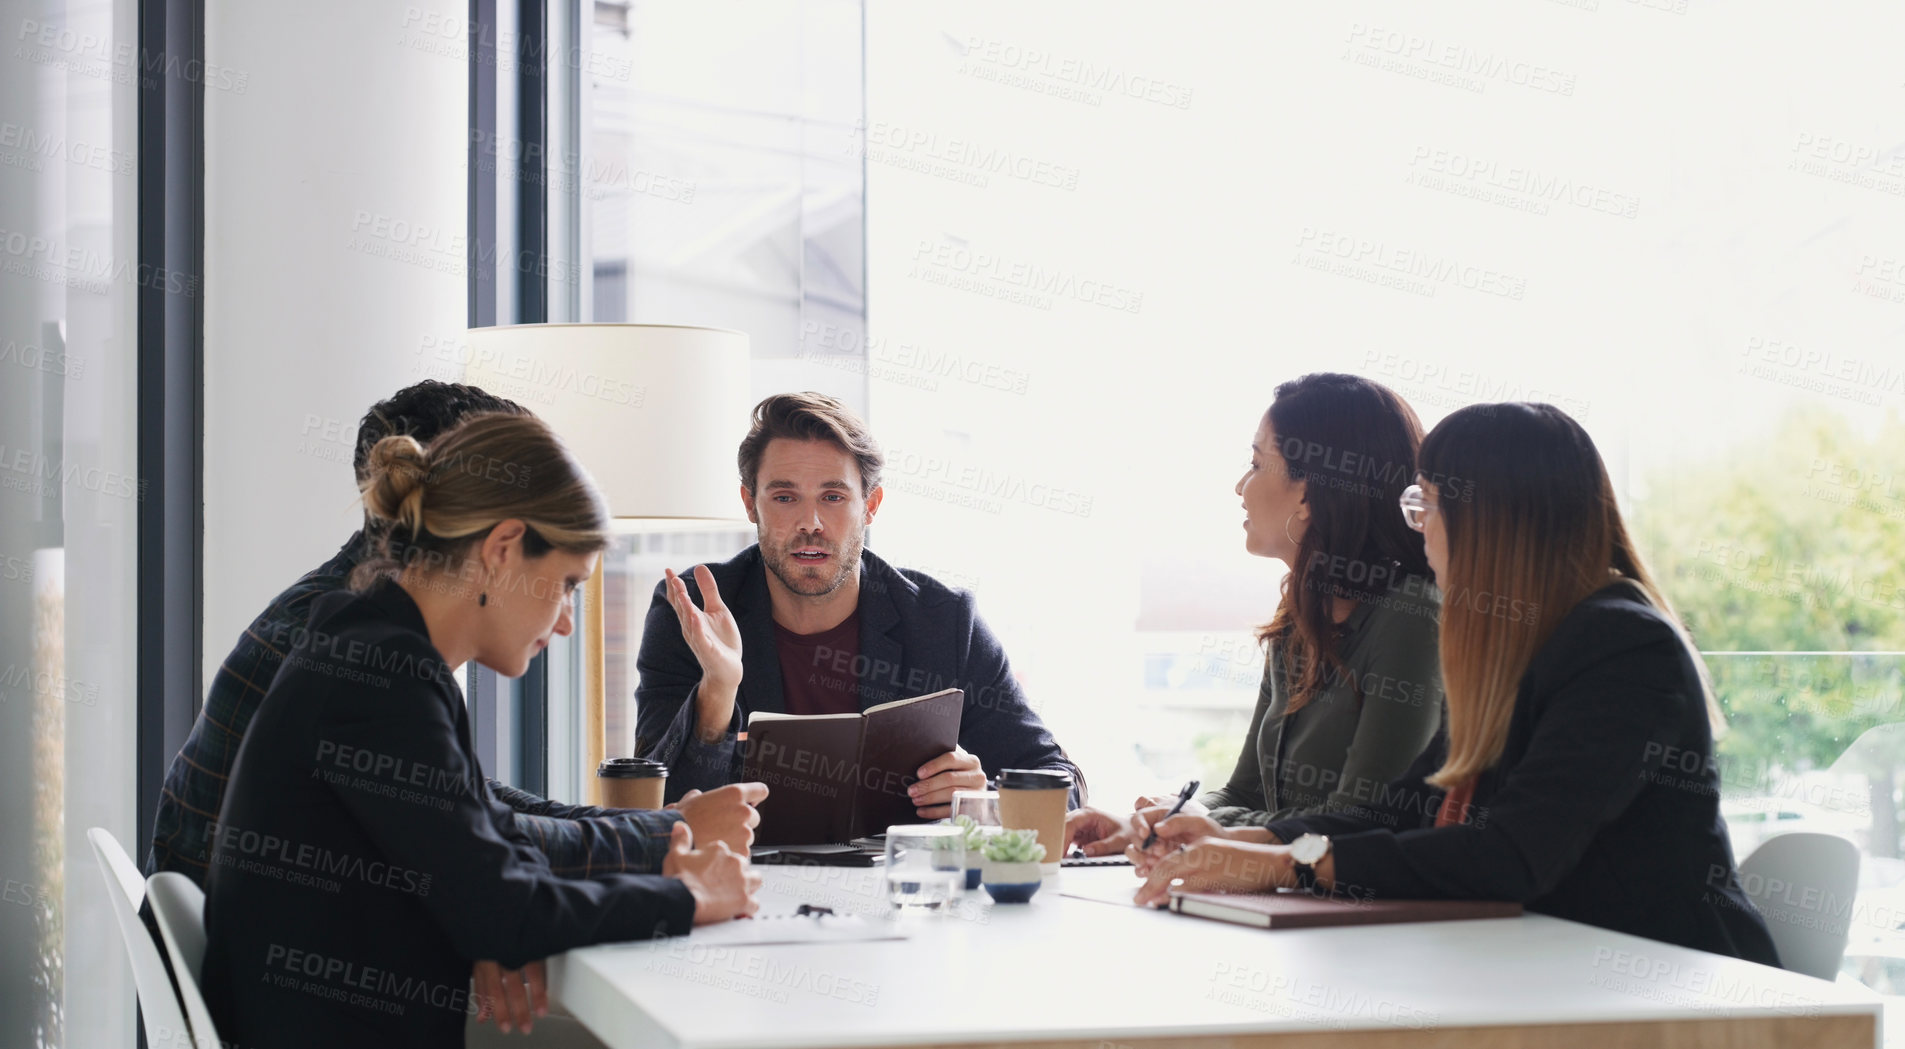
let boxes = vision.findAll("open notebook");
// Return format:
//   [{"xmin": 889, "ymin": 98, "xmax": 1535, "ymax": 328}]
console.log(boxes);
[{"xmin": 742, "ymin": 688, "xmax": 964, "ymax": 846}]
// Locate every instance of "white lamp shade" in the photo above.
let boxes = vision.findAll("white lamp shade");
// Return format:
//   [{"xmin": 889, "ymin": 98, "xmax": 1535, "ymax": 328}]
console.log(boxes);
[{"xmin": 463, "ymin": 323, "xmax": 752, "ymax": 521}]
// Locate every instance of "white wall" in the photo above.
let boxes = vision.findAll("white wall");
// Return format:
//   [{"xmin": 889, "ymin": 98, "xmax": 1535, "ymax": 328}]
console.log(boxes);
[{"xmin": 204, "ymin": 0, "xmax": 468, "ymax": 682}]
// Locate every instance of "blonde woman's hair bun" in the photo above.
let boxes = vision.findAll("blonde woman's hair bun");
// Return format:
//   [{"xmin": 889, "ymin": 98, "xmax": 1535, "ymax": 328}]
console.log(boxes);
[
  {"xmin": 360, "ymin": 434, "xmax": 430, "ymax": 537},
  {"xmin": 348, "ymin": 412, "xmax": 611, "ymax": 592}
]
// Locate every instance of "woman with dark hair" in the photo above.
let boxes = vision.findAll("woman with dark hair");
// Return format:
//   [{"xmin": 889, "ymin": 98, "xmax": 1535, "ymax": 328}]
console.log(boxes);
[
  {"xmin": 1067, "ymin": 373, "xmax": 1442, "ymax": 851},
  {"xmin": 1128, "ymin": 403, "xmax": 1778, "ymax": 965},
  {"xmin": 202, "ymin": 413, "xmax": 762, "ymax": 1049}
]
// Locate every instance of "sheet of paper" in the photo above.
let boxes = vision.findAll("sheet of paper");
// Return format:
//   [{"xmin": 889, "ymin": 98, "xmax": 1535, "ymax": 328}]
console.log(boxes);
[
  {"xmin": 686, "ymin": 914, "xmax": 909, "ymax": 946},
  {"xmin": 1057, "ymin": 881, "xmax": 1153, "ymax": 908}
]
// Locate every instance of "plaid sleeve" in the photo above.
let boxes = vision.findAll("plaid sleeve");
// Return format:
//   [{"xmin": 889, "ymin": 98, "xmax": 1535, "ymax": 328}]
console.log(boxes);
[
  {"xmin": 488, "ymin": 779, "xmax": 617, "ymax": 821},
  {"xmin": 145, "ymin": 620, "xmax": 293, "ymax": 880},
  {"xmin": 146, "ymin": 549, "xmax": 357, "ymax": 881},
  {"xmin": 509, "ymin": 807, "xmax": 685, "ymax": 876}
]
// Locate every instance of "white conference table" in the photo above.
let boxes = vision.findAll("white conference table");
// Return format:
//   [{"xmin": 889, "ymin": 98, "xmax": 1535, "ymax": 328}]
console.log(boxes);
[{"xmin": 550, "ymin": 865, "xmax": 1881, "ymax": 1049}]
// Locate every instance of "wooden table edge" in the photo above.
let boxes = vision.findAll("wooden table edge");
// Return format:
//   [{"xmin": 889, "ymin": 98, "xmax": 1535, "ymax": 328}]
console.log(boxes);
[{"xmin": 792, "ymin": 1012, "xmax": 1878, "ymax": 1049}]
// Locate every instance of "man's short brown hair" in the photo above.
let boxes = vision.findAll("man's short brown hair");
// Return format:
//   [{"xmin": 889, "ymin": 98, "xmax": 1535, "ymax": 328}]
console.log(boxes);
[{"xmin": 737, "ymin": 392, "xmax": 884, "ymax": 496}]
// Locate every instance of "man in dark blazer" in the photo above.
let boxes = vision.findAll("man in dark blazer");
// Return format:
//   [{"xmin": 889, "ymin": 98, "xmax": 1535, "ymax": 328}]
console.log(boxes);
[{"xmin": 635, "ymin": 392, "xmax": 1084, "ymax": 818}]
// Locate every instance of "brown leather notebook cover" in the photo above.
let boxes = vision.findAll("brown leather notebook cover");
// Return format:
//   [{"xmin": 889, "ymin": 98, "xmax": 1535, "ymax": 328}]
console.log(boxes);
[
  {"xmin": 743, "ymin": 714, "xmax": 865, "ymax": 845},
  {"xmin": 1169, "ymin": 890, "xmax": 1521, "ymax": 929},
  {"xmin": 742, "ymin": 688, "xmax": 963, "ymax": 846},
  {"xmin": 850, "ymin": 688, "xmax": 964, "ymax": 838}
]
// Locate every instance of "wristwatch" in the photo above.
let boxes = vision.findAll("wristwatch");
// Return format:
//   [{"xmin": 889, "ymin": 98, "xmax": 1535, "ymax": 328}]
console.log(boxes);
[{"xmin": 1289, "ymin": 833, "xmax": 1331, "ymax": 893}]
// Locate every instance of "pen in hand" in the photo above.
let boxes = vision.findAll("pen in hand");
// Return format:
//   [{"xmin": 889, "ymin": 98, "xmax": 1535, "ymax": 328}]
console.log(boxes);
[{"xmin": 1139, "ymin": 778, "xmax": 1201, "ymax": 852}]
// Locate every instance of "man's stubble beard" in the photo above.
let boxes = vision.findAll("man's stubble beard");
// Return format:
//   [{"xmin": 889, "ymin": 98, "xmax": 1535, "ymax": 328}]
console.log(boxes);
[{"xmin": 761, "ymin": 524, "xmax": 865, "ymax": 598}]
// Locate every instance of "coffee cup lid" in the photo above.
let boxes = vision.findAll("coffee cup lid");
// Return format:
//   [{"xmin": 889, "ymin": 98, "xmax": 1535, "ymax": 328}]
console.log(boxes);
[
  {"xmin": 597, "ymin": 758, "xmax": 668, "ymax": 779},
  {"xmin": 998, "ymin": 768, "xmax": 1072, "ymax": 790}
]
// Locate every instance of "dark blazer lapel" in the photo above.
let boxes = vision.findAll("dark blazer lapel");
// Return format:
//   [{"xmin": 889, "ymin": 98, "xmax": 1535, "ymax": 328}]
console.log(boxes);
[
  {"xmin": 735, "ymin": 551, "xmax": 786, "ymax": 717},
  {"xmin": 855, "ymin": 552, "xmax": 906, "ymax": 711}
]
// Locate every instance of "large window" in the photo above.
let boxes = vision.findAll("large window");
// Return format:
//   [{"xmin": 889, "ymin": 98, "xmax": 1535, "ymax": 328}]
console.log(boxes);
[
  {"xmin": 0, "ymin": 0, "xmax": 143, "ymax": 1043},
  {"xmin": 584, "ymin": 0, "xmax": 864, "ymax": 368},
  {"xmin": 859, "ymin": 0, "xmax": 1905, "ymax": 1012}
]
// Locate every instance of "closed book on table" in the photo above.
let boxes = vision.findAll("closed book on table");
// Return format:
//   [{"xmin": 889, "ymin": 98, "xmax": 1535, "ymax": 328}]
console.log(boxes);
[
  {"xmin": 742, "ymin": 688, "xmax": 963, "ymax": 845},
  {"xmin": 1169, "ymin": 890, "xmax": 1521, "ymax": 929}
]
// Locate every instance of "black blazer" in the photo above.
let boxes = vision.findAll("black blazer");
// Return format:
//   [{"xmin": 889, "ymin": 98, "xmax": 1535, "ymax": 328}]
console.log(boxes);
[
  {"xmin": 202, "ymin": 581, "xmax": 694, "ymax": 1049},
  {"xmin": 635, "ymin": 544, "xmax": 1084, "ymax": 804},
  {"xmin": 1266, "ymin": 582, "xmax": 1779, "ymax": 966}
]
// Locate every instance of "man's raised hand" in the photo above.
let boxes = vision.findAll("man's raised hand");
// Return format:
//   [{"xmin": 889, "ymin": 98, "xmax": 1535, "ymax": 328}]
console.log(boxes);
[{"xmin": 664, "ymin": 565, "xmax": 745, "ymax": 740}]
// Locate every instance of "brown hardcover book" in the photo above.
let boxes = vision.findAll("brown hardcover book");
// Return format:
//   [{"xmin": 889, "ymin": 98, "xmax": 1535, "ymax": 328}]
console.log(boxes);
[
  {"xmin": 742, "ymin": 688, "xmax": 964, "ymax": 846},
  {"xmin": 1169, "ymin": 890, "xmax": 1521, "ymax": 929}
]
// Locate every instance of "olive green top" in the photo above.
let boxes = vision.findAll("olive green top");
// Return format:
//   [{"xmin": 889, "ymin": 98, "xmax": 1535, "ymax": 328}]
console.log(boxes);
[{"xmin": 1199, "ymin": 574, "xmax": 1443, "ymax": 827}]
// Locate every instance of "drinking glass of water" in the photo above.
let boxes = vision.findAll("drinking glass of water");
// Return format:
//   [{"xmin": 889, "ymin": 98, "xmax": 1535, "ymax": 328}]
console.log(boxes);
[
  {"xmin": 949, "ymin": 789, "xmax": 1001, "ymax": 828},
  {"xmin": 883, "ymin": 824, "xmax": 964, "ymax": 910}
]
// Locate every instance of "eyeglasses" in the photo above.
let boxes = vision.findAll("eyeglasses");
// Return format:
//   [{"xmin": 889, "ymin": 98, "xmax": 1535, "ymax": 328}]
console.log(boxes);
[{"xmin": 1399, "ymin": 484, "xmax": 1434, "ymax": 532}]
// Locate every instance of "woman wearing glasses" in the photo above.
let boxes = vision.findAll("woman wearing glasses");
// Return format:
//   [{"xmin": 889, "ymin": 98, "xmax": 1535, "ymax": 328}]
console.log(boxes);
[
  {"xmin": 1068, "ymin": 373, "xmax": 1442, "ymax": 854},
  {"xmin": 1130, "ymin": 403, "xmax": 1777, "ymax": 964},
  {"xmin": 202, "ymin": 413, "xmax": 762, "ymax": 1049}
]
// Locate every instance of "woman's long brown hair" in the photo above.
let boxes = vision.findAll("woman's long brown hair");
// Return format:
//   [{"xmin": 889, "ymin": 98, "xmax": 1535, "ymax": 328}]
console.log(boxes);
[
  {"xmin": 1419, "ymin": 402, "xmax": 1719, "ymax": 789},
  {"xmin": 1260, "ymin": 374, "xmax": 1430, "ymax": 714}
]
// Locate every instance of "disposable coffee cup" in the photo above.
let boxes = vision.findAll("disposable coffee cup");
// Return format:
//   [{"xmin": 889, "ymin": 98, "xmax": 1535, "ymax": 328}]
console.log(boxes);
[
  {"xmin": 597, "ymin": 758, "xmax": 667, "ymax": 810},
  {"xmin": 996, "ymin": 768, "xmax": 1072, "ymax": 874}
]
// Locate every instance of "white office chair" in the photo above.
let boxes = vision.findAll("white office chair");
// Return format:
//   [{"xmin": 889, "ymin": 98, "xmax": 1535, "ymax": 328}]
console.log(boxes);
[
  {"xmin": 87, "ymin": 827, "xmax": 203, "ymax": 1049},
  {"xmin": 148, "ymin": 872, "xmax": 222, "ymax": 1049},
  {"xmin": 1738, "ymin": 831, "xmax": 1861, "ymax": 980},
  {"xmin": 92, "ymin": 825, "xmax": 146, "ymax": 907}
]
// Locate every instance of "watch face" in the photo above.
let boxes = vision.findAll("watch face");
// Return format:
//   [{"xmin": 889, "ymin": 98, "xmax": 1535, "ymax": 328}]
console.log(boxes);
[{"xmin": 1291, "ymin": 834, "xmax": 1328, "ymax": 865}]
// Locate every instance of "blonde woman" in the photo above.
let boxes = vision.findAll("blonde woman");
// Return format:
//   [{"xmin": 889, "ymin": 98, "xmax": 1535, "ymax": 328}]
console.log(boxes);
[
  {"xmin": 1131, "ymin": 403, "xmax": 1778, "ymax": 965},
  {"xmin": 202, "ymin": 413, "xmax": 761, "ymax": 1049}
]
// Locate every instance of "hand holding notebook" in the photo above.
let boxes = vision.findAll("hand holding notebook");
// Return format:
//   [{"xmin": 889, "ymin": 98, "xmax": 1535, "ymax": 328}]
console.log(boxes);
[{"xmin": 742, "ymin": 688, "xmax": 964, "ymax": 845}]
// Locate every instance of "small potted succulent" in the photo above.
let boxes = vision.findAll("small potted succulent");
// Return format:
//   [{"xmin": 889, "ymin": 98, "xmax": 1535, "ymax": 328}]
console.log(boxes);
[
  {"xmin": 952, "ymin": 815, "xmax": 993, "ymax": 889},
  {"xmin": 979, "ymin": 828, "xmax": 1046, "ymax": 903}
]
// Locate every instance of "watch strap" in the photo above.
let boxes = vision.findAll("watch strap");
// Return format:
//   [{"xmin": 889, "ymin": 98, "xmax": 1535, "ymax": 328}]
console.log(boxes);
[{"xmin": 1293, "ymin": 860, "xmax": 1318, "ymax": 892}]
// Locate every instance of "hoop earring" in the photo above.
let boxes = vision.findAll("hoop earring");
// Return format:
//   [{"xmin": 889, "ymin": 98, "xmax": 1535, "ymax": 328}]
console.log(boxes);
[{"xmin": 1284, "ymin": 512, "xmax": 1302, "ymax": 548}]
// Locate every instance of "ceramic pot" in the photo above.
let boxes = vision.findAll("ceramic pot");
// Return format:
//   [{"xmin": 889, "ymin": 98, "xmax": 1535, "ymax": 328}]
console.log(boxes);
[{"xmin": 981, "ymin": 860, "xmax": 1042, "ymax": 903}]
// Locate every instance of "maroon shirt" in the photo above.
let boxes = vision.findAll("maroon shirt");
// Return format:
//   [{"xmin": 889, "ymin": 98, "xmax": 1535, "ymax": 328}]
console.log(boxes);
[{"xmin": 774, "ymin": 613, "xmax": 862, "ymax": 716}]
